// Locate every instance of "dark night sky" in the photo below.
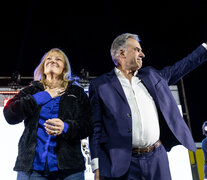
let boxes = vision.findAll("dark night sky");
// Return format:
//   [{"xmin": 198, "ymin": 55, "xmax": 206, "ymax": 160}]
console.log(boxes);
[{"xmin": 1, "ymin": 0, "xmax": 207, "ymax": 142}]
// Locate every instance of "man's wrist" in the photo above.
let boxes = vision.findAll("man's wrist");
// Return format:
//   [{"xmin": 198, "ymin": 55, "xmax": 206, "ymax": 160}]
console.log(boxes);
[{"xmin": 91, "ymin": 158, "xmax": 99, "ymax": 172}]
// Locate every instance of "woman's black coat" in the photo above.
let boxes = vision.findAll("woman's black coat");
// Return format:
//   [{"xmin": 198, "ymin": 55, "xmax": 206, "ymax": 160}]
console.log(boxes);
[{"xmin": 3, "ymin": 81, "xmax": 93, "ymax": 172}]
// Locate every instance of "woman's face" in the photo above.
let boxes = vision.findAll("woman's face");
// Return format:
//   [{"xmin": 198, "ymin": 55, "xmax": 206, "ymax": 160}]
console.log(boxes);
[{"xmin": 44, "ymin": 51, "xmax": 65, "ymax": 77}]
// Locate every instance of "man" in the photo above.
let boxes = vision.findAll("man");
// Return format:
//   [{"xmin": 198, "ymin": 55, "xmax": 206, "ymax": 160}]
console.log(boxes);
[
  {"xmin": 202, "ymin": 121, "xmax": 207, "ymax": 180},
  {"xmin": 89, "ymin": 33, "xmax": 207, "ymax": 180}
]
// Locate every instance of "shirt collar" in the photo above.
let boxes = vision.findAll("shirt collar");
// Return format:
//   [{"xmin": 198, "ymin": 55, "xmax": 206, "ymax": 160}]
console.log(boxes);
[{"xmin": 114, "ymin": 67, "xmax": 138, "ymax": 77}]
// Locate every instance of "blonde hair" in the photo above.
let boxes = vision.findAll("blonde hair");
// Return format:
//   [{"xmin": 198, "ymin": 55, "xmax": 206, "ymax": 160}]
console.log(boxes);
[{"xmin": 34, "ymin": 48, "xmax": 72, "ymax": 89}]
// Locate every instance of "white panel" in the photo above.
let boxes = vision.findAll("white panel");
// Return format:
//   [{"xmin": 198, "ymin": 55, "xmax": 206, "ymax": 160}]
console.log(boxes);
[
  {"xmin": 168, "ymin": 145, "xmax": 193, "ymax": 180},
  {"xmin": 0, "ymin": 107, "xmax": 24, "ymax": 180}
]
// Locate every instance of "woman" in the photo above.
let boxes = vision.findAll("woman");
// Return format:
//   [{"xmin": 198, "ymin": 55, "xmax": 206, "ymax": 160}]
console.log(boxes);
[
  {"xmin": 202, "ymin": 121, "xmax": 207, "ymax": 180},
  {"xmin": 3, "ymin": 48, "xmax": 93, "ymax": 180}
]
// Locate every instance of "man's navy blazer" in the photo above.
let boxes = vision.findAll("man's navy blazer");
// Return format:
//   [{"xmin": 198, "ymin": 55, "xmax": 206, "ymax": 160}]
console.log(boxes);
[{"xmin": 89, "ymin": 45, "xmax": 207, "ymax": 177}]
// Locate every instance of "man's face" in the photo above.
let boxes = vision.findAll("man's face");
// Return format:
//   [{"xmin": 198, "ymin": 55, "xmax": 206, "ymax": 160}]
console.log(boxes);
[
  {"xmin": 119, "ymin": 38, "xmax": 145, "ymax": 71},
  {"xmin": 44, "ymin": 52, "xmax": 65, "ymax": 77}
]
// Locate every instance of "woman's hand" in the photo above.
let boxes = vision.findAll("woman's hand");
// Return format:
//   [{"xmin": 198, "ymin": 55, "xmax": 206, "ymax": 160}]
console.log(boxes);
[
  {"xmin": 45, "ymin": 86, "xmax": 65, "ymax": 98},
  {"xmin": 44, "ymin": 118, "xmax": 64, "ymax": 136}
]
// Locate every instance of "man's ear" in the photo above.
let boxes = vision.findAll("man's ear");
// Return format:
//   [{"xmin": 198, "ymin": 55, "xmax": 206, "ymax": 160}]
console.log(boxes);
[{"xmin": 119, "ymin": 49, "xmax": 125, "ymax": 58}]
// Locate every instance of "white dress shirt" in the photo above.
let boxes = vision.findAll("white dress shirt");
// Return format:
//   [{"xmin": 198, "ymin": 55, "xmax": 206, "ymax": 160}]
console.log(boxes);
[{"xmin": 114, "ymin": 68, "xmax": 160, "ymax": 148}]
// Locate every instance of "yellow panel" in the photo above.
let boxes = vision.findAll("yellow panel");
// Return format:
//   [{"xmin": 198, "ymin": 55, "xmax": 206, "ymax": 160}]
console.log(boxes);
[
  {"xmin": 189, "ymin": 150, "xmax": 195, "ymax": 164},
  {"xmin": 189, "ymin": 149, "xmax": 205, "ymax": 180}
]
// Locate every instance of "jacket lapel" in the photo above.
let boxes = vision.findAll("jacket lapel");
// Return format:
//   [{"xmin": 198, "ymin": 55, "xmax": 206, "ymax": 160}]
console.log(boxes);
[
  {"xmin": 105, "ymin": 69, "xmax": 128, "ymax": 103},
  {"xmin": 137, "ymin": 72, "xmax": 160, "ymax": 105},
  {"xmin": 105, "ymin": 69, "xmax": 160, "ymax": 105}
]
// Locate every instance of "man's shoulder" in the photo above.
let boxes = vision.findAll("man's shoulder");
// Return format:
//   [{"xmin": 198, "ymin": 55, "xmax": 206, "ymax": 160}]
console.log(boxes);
[{"xmin": 139, "ymin": 66, "xmax": 159, "ymax": 75}]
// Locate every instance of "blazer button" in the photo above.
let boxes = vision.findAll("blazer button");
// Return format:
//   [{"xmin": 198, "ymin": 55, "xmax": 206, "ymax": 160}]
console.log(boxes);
[
  {"xmin": 128, "ymin": 128, "xmax": 132, "ymax": 133},
  {"xmin": 127, "ymin": 113, "xmax": 131, "ymax": 118}
]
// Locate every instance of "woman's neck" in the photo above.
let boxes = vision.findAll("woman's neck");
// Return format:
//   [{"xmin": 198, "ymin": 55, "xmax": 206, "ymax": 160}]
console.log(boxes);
[{"xmin": 44, "ymin": 74, "xmax": 63, "ymax": 89}]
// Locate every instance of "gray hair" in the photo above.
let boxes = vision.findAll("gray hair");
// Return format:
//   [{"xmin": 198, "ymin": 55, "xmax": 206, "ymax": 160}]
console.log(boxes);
[{"xmin": 110, "ymin": 33, "xmax": 140, "ymax": 65}]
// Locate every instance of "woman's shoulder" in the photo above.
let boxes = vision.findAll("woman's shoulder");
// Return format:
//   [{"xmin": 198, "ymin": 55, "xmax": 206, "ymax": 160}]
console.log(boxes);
[
  {"xmin": 67, "ymin": 80, "xmax": 85, "ymax": 93},
  {"xmin": 18, "ymin": 81, "xmax": 43, "ymax": 94}
]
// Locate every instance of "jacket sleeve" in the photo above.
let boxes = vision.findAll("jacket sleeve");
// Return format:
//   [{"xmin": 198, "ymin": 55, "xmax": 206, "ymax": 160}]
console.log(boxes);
[
  {"xmin": 88, "ymin": 80, "xmax": 102, "ymax": 160},
  {"xmin": 3, "ymin": 86, "xmax": 39, "ymax": 125},
  {"xmin": 159, "ymin": 45, "xmax": 207, "ymax": 85},
  {"xmin": 61, "ymin": 87, "xmax": 93, "ymax": 141}
]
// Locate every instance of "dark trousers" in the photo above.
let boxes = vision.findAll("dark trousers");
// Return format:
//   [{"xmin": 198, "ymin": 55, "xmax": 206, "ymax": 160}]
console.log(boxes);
[{"xmin": 105, "ymin": 144, "xmax": 171, "ymax": 180}]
